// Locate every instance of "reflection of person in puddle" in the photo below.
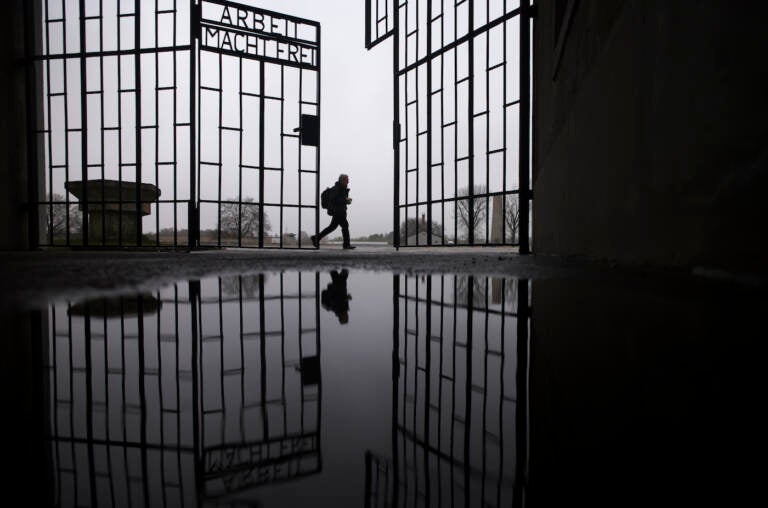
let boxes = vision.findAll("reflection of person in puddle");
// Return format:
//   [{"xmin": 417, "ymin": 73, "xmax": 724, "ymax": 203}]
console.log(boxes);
[{"xmin": 321, "ymin": 269, "xmax": 351, "ymax": 324}]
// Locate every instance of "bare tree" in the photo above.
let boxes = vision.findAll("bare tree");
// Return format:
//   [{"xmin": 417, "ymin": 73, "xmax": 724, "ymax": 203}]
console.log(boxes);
[
  {"xmin": 453, "ymin": 185, "xmax": 487, "ymax": 241},
  {"xmin": 504, "ymin": 195, "xmax": 520, "ymax": 244},
  {"xmin": 219, "ymin": 197, "xmax": 271, "ymax": 238},
  {"xmin": 48, "ymin": 193, "xmax": 82, "ymax": 238},
  {"xmin": 220, "ymin": 274, "xmax": 266, "ymax": 298}
]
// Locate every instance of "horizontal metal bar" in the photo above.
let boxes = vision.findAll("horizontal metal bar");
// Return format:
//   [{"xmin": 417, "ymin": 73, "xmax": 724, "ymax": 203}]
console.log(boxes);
[
  {"xmin": 473, "ymin": 110, "xmax": 488, "ymax": 118},
  {"xmin": 298, "ymin": 169, "xmax": 318, "ymax": 174},
  {"xmin": 398, "ymin": 190, "xmax": 522, "ymax": 207},
  {"xmin": 198, "ymin": 200, "xmax": 317, "ymax": 209},
  {"xmin": 398, "ymin": 6, "xmax": 523, "ymax": 76},
  {"xmin": 488, "ymin": 148, "xmax": 506, "ymax": 155},
  {"xmin": 31, "ymin": 45, "xmax": 192, "ymax": 61},
  {"xmin": 488, "ymin": 61, "xmax": 505, "ymax": 72},
  {"xmin": 220, "ymin": 126, "xmax": 242, "ymax": 131},
  {"xmin": 505, "ymin": 99, "xmax": 521, "ymax": 108}
]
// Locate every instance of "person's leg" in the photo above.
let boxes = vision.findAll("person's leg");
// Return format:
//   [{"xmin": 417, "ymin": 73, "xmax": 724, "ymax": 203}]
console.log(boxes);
[
  {"xmin": 317, "ymin": 216, "xmax": 340, "ymax": 240},
  {"xmin": 339, "ymin": 214, "xmax": 351, "ymax": 247}
]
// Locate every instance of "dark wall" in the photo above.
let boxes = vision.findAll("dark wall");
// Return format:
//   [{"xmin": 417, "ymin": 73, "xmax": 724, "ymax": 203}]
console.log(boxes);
[
  {"xmin": 529, "ymin": 275, "xmax": 764, "ymax": 507},
  {"xmin": 0, "ymin": 0, "xmax": 34, "ymax": 250},
  {"xmin": 533, "ymin": 1, "xmax": 768, "ymax": 271}
]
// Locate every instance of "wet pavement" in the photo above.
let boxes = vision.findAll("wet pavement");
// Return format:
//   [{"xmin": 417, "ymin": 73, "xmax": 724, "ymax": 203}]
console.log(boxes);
[{"xmin": 0, "ymin": 251, "xmax": 764, "ymax": 506}]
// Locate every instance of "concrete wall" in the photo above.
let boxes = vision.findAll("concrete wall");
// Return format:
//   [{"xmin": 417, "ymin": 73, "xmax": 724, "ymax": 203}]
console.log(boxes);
[
  {"xmin": 533, "ymin": 1, "xmax": 768, "ymax": 272},
  {"xmin": 0, "ymin": 0, "xmax": 33, "ymax": 250}
]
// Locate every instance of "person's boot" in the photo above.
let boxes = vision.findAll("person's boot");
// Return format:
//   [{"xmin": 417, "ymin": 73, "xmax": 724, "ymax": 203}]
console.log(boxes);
[
  {"xmin": 343, "ymin": 244, "xmax": 356, "ymax": 250},
  {"xmin": 311, "ymin": 235, "xmax": 319, "ymax": 248}
]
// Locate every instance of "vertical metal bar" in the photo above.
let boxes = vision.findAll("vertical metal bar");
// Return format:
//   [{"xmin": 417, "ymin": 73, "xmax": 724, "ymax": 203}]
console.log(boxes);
[
  {"xmin": 503, "ymin": 13, "xmax": 508, "ymax": 244},
  {"xmin": 314, "ymin": 271, "xmax": 322, "ymax": 470},
  {"xmin": 62, "ymin": 0, "xmax": 72, "ymax": 247},
  {"xmin": 514, "ymin": 279, "xmax": 530, "ymax": 506},
  {"xmin": 238, "ymin": 57, "xmax": 243, "ymax": 247},
  {"xmin": 189, "ymin": 279, "xmax": 203, "ymax": 501},
  {"xmin": 497, "ymin": 278, "xmax": 506, "ymax": 507},
  {"xmin": 424, "ymin": 276, "xmax": 432, "ymax": 502},
  {"xmin": 217, "ymin": 279, "xmax": 225, "ymax": 443},
  {"xmin": 258, "ymin": 62, "xmax": 265, "ymax": 248},
  {"xmin": 173, "ymin": 0, "xmax": 179, "ymax": 248},
  {"xmin": 24, "ymin": 0, "xmax": 40, "ymax": 249},
  {"xmin": 392, "ymin": 3, "xmax": 400, "ymax": 249},
  {"xmin": 439, "ymin": 1, "xmax": 446, "ymax": 246},
  {"xmin": 391, "ymin": 274, "xmax": 400, "ymax": 506},
  {"xmin": 453, "ymin": 3, "xmax": 458, "ymax": 246},
  {"xmin": 279, "ymin": 275, "xmax": 287, "ymax": 434},
  {"xmin": 217, "ymin": 52, "xmax": 222, "ymax": 247},
  {"xmin": 131, "ymin": 2, "xmax": 142, "ymax": 247},
  {"xmin": 485, "ymin": 0, "xmax": 491, "ymax": 244},
  {"xmin": 83, "ymin": 303, "xmax": 97, "ymax": 505},
  {"xmin": 135, "ymin": 2, "xmax": 143, "ymax": 247},
  {"xmin": 189, "ymin": 0, "xmax": 198, "ymax": 250},
  {"xmin": 467, "ymin": 2, "xmax": 475, "ymax": 246},
  {"xmin": 99, "ymin": 1, "xmax": 106, "ymax": 246},
  {"xmin": 155, "ymin": 0, "xmax": 160, "ymax": 247},
  {"xmin": 316, "ymin": 27, "xmax": 322, "ymax": 245},
  {"xmin": 365, "ymin": 0, "xmax": 372, "ymax": 49},
  {"xmin": 79, "ymin": 0, "xmax": 90, "ymax": 246},
  {"xmin": 481, "ymin": 277, "xmax": 489, "ymax": 504},
  {"xmin": 519, "ymin": 0, "xmax": 531, "ymax": 254},
  {"xmin": 156, "ymin": 288, "xmax": 167, "ymax": 506},
  {"xmin": 44, "ymin": 3, "xmax": 54, "ymax": 247},
  {"xmin": 279, "ymin": 65, "xmax": 285, "ymax": 248},
  {"xmin": 117, "ymin": 2, "xmax": 123, "ymax": 246},
  {"xmin": 426, "ymin": 0, "xmax": 433, "ymax": 245},
  {"xmin": 464, "ymin": 275, "xmax": 474, "ymax": 508},
  {"xmin": 259, "ymin": 273, "xmax": 268, "ymax": 439},
  {"xmin": 137, "ymin": 295, "xmax": 150, "ymax": 507}
]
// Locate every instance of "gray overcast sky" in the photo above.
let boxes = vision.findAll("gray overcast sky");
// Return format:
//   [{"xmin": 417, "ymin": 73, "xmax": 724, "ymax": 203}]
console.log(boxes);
[{"xmin": 243, "ymin": 0, "xmax": 394, "ymax": 236}]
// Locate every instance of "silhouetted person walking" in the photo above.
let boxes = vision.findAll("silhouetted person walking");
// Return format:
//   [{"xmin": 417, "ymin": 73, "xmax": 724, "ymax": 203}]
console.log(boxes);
[
  {"xmin": 312, "ymin": 174, "xmax": 355, "ymax": 249},
  {"xmin": 321, "ymin": 269, "xmax": 351, "ymax": 323}
]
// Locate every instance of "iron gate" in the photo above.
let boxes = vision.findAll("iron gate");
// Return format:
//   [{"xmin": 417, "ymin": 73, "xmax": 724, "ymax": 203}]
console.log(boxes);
[
  {"xmin": 25, "ymin": 0, "xmax": 320, "ymax": 250},
  {"xmin": 42, "ymin": 272, "xmax": 322, "ymax": 505},
  {"xmin": 365, "ymin": 0, "xmax": 532, "ymax": 250},
  {"xmin": 365, "ymin": 273, "xmax": 530, "ymax": 506}
]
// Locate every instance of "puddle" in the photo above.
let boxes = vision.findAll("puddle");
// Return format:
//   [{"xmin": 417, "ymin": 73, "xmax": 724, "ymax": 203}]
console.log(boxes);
[{"xmin": 2, "ymin": 268, "xmax": 763, "ymax": 506}]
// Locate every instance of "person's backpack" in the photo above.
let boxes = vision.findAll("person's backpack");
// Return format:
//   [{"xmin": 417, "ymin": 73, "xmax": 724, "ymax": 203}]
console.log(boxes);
[{"xmin": 320, "ymin": 186, "xmax": 333, "ymax": 211}]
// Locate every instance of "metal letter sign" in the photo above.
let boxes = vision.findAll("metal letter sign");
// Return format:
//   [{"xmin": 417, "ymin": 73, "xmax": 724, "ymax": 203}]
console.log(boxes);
[{"xmin": 199, "ymin": 1, "xmax": 319, "ymax": 68}]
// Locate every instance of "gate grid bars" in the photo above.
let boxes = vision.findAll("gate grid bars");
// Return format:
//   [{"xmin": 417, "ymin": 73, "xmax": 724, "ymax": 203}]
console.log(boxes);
[
  {"xmin": 42, "ymin": 272, "xmax": 322, "ymax": 505},
  {"xmin": 366, "ymin": 0, "xmax": 532, "ymax": 250},
  {"xmin": 365, "ymin": 274, "xmax": 530, "ymax": 506},
  {"xmin": 26, "ymin": 0, "xmax": 320, "ymax": 250}
]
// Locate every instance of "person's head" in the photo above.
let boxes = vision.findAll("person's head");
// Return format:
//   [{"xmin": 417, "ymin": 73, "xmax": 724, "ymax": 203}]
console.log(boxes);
[{"xmin": 338, "ymin": 174, "xmax": 349, "ymax": 187}]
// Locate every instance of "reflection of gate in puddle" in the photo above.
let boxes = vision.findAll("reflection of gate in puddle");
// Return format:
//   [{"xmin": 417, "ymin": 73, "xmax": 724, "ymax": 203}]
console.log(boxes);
[
  {"xmin": 43, "ymin": 272, "xmax": 321, "ymax": 506},
  {"xmin": 366, "ymin": 274, "xmax": 530, "ymax": 507}
]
